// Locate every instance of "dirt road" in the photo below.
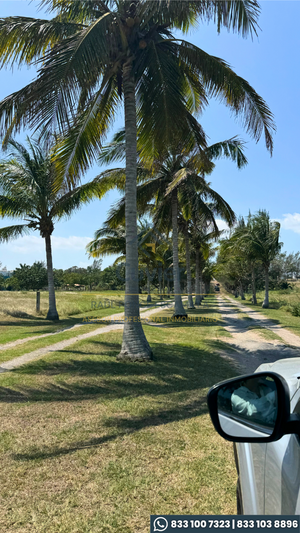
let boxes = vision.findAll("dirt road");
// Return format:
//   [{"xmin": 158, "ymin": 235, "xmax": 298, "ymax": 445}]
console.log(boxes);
[{"xmin": 217, "ymin": 296, "xmax": 300, "ymax": 373}]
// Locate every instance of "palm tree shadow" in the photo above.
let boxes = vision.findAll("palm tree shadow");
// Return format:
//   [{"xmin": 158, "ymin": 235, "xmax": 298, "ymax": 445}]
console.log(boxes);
[
  {"xmin": 1, "ymin": 339, "xmax": 237, "ymax": 461},
  {"xmin": 12, "ymin": 397, "xmax": 208, "ymax": 461}
]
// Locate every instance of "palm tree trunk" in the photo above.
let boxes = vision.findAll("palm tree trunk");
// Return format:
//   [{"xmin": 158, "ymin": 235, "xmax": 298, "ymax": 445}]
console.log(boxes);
[
  {"xmin": 167, "ymin": 271, "xmax": 170, "ymax": 297},
  {"xmin": 146, "ymin": 265, "xmax": 151, "ymax": 303},
  {"xmin": 45, "ymin": 234, "xmax": 59, "ymax": 321},
  {"xmin": 184, "ymin": 224, "xmax": 194, "ymax": 309},
  {"xmin": 171, "ymin": 190, "xmax": 187, "ymax": 317},
  {"xmin": 239, "ymin": 282, "xmax": 245, "ymax": 300},
  {"xmin": 158, "ymin": 265, "xmax": 162, "ymax": 297},
  {"xmin": 262, "ymin": 266, "xmax": 270, "ymax": 308},
  {"xmin": 36, "ymin": 291, "xmax": 40, "ymax": 313},
  {"xmin": 200, "ymin": 269, "xmax": 204, "ymax": 300},
  {"xmin": 118, "ymin": 62, "xmax": 152, "ymax": 361},
  {"xmin": 251, "ymin": 266, "xmax": 257, "ymax": 304},
  {"xmin": 195, "ymin": 249, "xmax": 201, "ymax": 306}
]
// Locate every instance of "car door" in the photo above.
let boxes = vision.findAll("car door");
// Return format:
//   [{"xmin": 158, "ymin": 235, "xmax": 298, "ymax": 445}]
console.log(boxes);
[
  {"xmin": 264, "ymin": 389, "xmax": 300, "ymax": 514},
  {"xmin": 236, "ymin": 442, "xmax": 267, "ymax": 514}
]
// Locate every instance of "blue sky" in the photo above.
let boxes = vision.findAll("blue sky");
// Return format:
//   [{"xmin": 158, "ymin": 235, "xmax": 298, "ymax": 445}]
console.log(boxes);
[{"xmin": 0, "ymin": 1, "xmax": 299, "ymax": 271}]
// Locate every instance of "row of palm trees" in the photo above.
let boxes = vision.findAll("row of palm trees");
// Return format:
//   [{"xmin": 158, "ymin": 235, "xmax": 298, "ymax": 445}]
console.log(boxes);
[
  {"xmin": 217, "ymin": 211, "xmax": 282, "ymax": 308},
  {"xmin": 0, "ymin": 1, "xmax": 275, "ymax": 361},
  {"xmin": 86, "ymin": 130, "xmax": 245, "ymax": 315}
]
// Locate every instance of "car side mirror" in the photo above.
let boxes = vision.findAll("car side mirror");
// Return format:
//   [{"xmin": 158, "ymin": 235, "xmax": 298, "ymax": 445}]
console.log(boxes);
[{"xmin": 207, "ymin": 372, "xmax": 295, "ymax": 443}]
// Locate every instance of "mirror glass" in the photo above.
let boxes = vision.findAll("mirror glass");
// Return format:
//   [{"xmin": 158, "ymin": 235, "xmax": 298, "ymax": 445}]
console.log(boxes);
[{"xmin": 217, "ymin": 375, "xmax": 278, "ymax": 438}]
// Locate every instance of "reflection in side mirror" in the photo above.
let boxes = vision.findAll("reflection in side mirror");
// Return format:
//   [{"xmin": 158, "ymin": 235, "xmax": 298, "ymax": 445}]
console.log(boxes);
[
  {"xmin": 207, "ymin": 372, "xmax": 292, "ymax": 443},
  {"xmin": 217, "ymin": 375, "xmax": 278, "ymax": 439}
]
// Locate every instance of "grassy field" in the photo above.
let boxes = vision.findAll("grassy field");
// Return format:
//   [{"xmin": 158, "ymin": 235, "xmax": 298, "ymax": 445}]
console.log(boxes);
[
  {"xmin": 0, "ymin": 290, "xmax": 168, "ymax": 319},
  {"xmin": 0, "ymin": 296, "xmax": 238, "ymax": 532},
  {"xmin": 0, "ymin": 291, "xmax": 170, "ymax": 346},
  {"xmin": 232, "ymin": 284, "xmax": 300, "ymax": 337}
]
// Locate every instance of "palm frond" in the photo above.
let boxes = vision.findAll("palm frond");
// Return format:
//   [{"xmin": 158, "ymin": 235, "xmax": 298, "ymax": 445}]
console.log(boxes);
[
  {"xmin": 0, "ymin": 223, "xmax": 31, "ymax": 242},
  {"xmin": 204, "ymin": 137, "xmax": 248, "ymax": 168},
  {"xmin": 105, "ymin": 197, "xmax": 126, "ymax": 229},
  {"xmin": 164, "ymin": 168, "xmax": 192, "ymax": 197},
  {"xmin": 0, "ymin": 16, "xmax": 83, "ymax": 68},
  {"xmin": 193, "ymin": 1, "xmax": 260, "ymax": 37},
  {"xmin": 98, "ymin": 132, "xmax": 126, "ymax": 165},
  {"xmin": 54, "ymin": 77, "xmax": 119, "ymax": 183},
  {"xmin": 50, "ymin": 176, "xmax": 110, "ymax": 218},
  {"xmin": 0, "ymin": 195, "xmax": 33, "ymax": 217},
  {"xmin": 38, "ymin": 0, "xmax": 110, "ymax": 23},
  {"xmin": 136, "ymin": 40, "xmax": 207, "ymax": 158},
  {"xmin": 177, "ymin": 40, "xmax": 275, "ymax": 153}
]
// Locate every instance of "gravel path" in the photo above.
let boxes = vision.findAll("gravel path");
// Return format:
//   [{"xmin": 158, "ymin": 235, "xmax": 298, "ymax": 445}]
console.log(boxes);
[
  {"xmin": 0, "ymin": 303, "xmax": 172, "ymax": 373},
  {"xmin": 217, "ymin": 296, "xmax": 300, "ymax": 373}
]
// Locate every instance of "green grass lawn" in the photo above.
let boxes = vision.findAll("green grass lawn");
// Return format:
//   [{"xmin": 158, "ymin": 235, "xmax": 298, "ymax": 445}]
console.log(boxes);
[{"xmin": 0, "ymin": 297, "xmax": 238, "ymax": 532}]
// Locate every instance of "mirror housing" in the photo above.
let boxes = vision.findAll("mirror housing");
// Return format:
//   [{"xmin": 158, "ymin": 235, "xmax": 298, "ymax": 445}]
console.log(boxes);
[{"xmin": 207, "ymin": 372, "xmax": 294, "ymax": 443}]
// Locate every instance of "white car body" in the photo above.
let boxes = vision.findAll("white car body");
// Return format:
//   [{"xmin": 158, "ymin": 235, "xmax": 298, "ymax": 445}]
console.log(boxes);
[{"xmin": 235, "ymin": 357, "xmax": 300, "ymax": 514}]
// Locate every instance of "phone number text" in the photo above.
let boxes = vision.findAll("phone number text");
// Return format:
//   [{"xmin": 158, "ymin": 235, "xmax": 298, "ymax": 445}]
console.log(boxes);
[{"xmin": 170, "ymin": 520, "xmax": 299, "ymax": 529}]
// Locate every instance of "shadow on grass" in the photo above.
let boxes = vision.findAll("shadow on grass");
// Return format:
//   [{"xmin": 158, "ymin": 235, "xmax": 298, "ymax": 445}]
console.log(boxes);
[
  {"xmin": 1, "ymin": 334, "xmax": 239, "ymax": 461},
  {"xmin": 0, "ymin": 316, "xmax": 84, "ymax": 329},
  {"xmin": 12, "ymin": 397, "xmax": 208, "ymax": 461},
  {"xmin": 0, "ymin": 341, "xmax": 236, "ymax": 404}
]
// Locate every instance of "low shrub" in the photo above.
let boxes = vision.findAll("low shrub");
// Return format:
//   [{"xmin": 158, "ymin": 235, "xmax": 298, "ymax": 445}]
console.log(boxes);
[{"xmin": 288, "ymin": 303, "xmax": 300, "ymax": 317}]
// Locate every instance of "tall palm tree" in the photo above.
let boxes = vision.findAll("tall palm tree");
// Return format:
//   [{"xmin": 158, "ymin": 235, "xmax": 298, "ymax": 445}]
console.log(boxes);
[
  {"xmin": 190, "ymin": 220, "xmax": 219, "ymax": 305},
  {"xmin": 245, "ymin": 211, "xmax": 282, "ymax": 308},
  {"xmin": 138, "ymin": 141, "xmax": 241, "ymax": 316},
  {"xmin": 0, "ymin": 137, "xmax": 104, "ymax": 320},
  {"xmin": 223, "ymin": 216, "xmax": 259, "ymax": 303},
  {"xmin": 219, "ymin": 211, "xmax": 282, "ymax": 307},
  {"xmin": 0, "ymin": 1, "xmax": 275, "ymax": 360},
  {"xmin": 97, "ymin": 136, "xmax": 241, "ymax": 316}
]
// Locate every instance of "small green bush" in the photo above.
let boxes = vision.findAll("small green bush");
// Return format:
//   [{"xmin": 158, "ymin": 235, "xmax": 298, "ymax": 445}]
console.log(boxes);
[{"xmin": 288, "ymin": 303, "xmax": 300, "ymax": 317}]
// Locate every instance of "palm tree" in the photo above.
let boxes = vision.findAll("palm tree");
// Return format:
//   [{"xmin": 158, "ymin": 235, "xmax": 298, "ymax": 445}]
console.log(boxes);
[
  {"xmin": 139, "ymin": 140, "xmax": 241, "ymax": 316},
  {"xmin": 98, "ymin": 136, "xmax": 241, "ymax": 316},
  {"xmin": 217, "ymin": 239, "xmax": 251, "ymax": 299},
  {"xmin": 190, "ymin": 220, "xmax": 219, "ymax": 305},
  {"xmin": 246, "ymin": 211, "xmax": 282, "ymax": 308},
  {"xmin": 218, "ymin": 211, "xmax": 282, "ymax": 307},
  {"xmin": 224, "ymin": 217, "xmax": 259, "ymax": 303},
  {"xmin": 0, "ymin": 137, "xmax": 104, "ymax": 320},
  {"xmin": 181, "ymin": 219, "xmax": 195, "ymax": 309},
  {"xmin": 87, "ymin": 221, "xmax": 162, "ymax": 303},
  {"xmin": 0, "ymin": 1, "xmax": 275, "ymax": 360}
]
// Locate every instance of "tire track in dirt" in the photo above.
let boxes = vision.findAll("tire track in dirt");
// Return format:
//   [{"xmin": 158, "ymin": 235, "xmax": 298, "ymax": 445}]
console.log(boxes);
[
  {"xmin": 216, "ymin": 296, "xmax": 300, "ymax": 373},
  {"xmin": 0, "ymin": 303, "xmax": 173, "ymax": 372}
]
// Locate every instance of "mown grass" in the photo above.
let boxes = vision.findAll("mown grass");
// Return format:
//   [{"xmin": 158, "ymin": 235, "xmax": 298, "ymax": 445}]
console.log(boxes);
[
  {"xmin": 0, "ymin": 299, "xmax": 238, "ymax": 532},
  {"xmin": 0, "ymin": 321, "xmax": 109, "ymax": 365},
  {"xmin": 0, "ymin": 291, "xmax": 172, "ymax": 346},
  {"xmin": 0, "ymin": 305, "xmax": 124, "ymax": 347}
]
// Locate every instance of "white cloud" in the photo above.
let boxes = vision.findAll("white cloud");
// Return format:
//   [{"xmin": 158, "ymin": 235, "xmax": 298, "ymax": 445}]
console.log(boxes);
[
  {"xmin": 274, "ymin": 213, "xmax": 300, "ymax": 234},
  {"xmin": 8, "ymin": 235, "xmax": 92, "ymax": 254}
]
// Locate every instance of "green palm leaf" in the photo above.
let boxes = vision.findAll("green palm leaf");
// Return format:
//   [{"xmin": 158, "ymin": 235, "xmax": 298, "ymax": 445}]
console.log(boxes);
[
  {"xmin": 177, "ymin": 40, "xmax": 275, "ymax": 153},
  {"xmin": 0, "ymin": 16, "xmax": 83, "ymax": 68},
  {"xmin": 0, "ymin": 223, "xmax": 31, "ymax": 242}
]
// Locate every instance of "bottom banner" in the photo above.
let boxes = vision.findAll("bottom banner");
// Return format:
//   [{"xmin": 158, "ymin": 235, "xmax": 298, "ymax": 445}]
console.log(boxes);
[{"xmin": 150, "ymin": 516, "xmax": 300, "ymax": 533}]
